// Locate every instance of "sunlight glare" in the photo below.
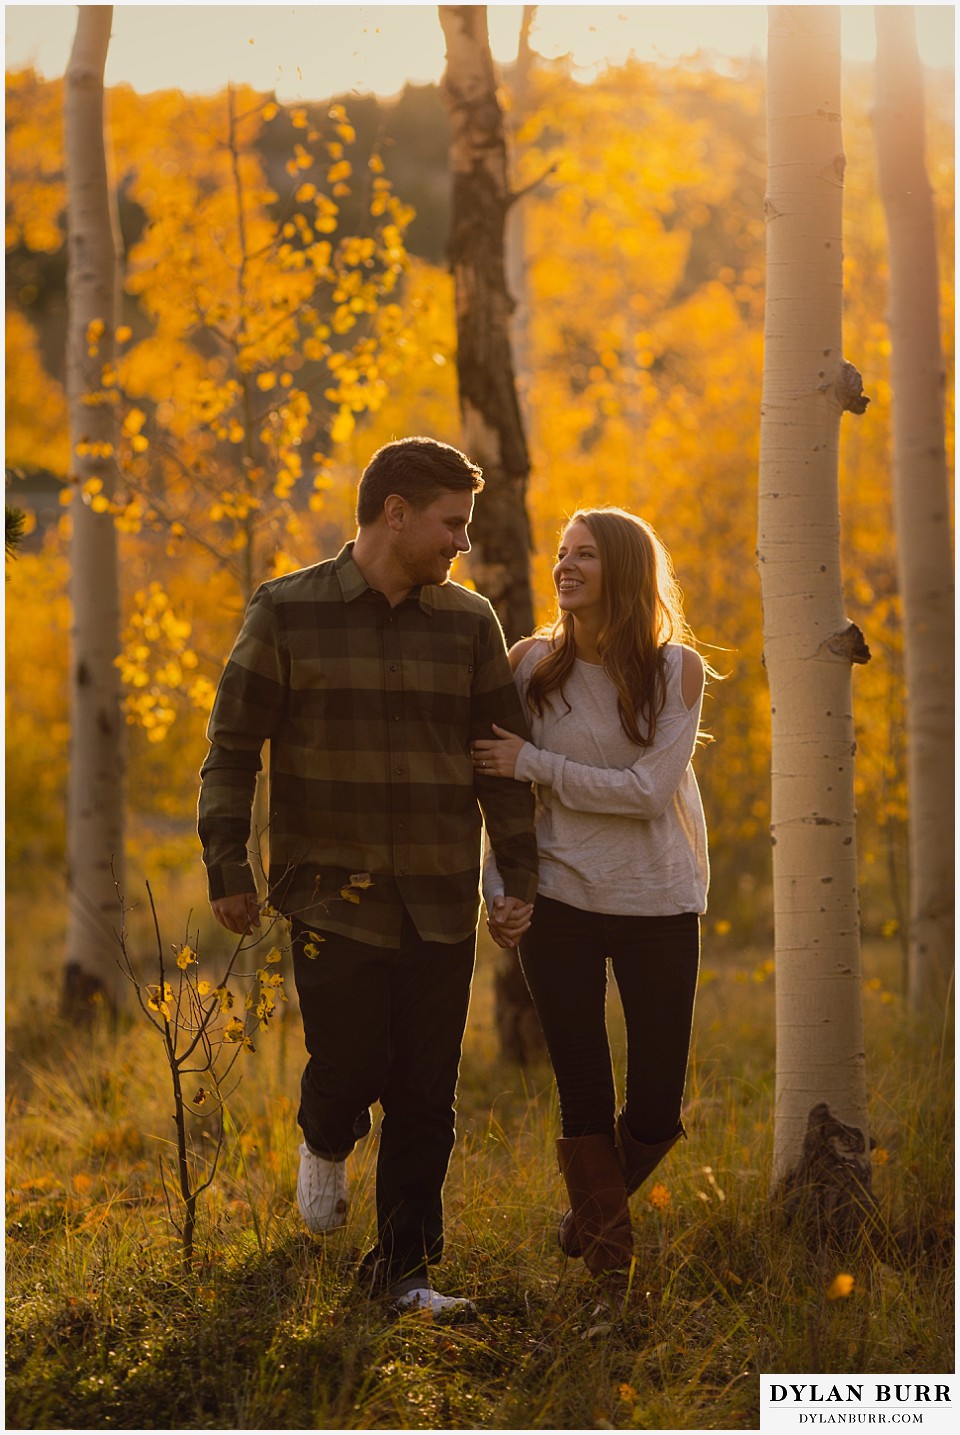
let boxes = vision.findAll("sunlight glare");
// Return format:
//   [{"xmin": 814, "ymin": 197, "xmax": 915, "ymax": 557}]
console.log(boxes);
[{"xmin": 2, "ymin": 3, "xmax": 955, "ymax": 99}]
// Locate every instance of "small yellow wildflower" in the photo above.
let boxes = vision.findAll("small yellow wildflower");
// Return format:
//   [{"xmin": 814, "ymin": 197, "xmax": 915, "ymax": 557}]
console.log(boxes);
[{"xmin": 648, "ymin": 1182, "xmax": 671, "ymax": 1211}]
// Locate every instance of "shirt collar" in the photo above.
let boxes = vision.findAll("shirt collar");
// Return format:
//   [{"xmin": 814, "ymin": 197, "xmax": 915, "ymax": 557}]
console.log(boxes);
[{"xmin": 334, "ymin": 542, "xmax": 435, "ymax": 615}]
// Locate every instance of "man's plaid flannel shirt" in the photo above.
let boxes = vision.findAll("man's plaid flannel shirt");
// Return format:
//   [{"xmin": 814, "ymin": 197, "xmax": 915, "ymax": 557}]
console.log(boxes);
[{"xmin": 198, "ymin": 544, "xmax": 538, "ymax": 946}]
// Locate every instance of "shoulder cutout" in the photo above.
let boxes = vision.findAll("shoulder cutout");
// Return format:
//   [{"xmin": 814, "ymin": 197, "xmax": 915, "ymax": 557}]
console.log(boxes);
[
  {"xmin": 680, "ymin": 646, "xmax": 705, "ymax": 711},
  {"xmin": 508, "ymin": 635, "xmax": 540, "ymax": 673}
]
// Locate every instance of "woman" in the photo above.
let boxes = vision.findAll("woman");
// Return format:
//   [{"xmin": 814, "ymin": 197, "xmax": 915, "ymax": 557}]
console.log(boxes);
[{"xmin": 472, "ymin": 507, "xmax": 709, "ymax": 1291}]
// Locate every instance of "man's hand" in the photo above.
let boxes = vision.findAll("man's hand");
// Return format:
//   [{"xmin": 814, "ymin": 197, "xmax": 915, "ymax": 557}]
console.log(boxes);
[
  {"xmin": 486, "ymin": 894, "xmax": 534, "ymax": 949},
  {"xmin": 211, "ymin": 893, "xmax": 262, "ymax": 935}
]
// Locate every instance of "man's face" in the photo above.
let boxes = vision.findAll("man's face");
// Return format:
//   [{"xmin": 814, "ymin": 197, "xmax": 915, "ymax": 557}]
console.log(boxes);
[{"xmin": 395, "ymin": 489, "xmax": 474, "ymax": 587}]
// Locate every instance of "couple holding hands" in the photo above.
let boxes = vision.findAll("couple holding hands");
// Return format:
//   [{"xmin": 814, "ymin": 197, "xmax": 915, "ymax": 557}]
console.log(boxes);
[{"xmin": 199, "ymin": 435, "xmax": 709, "ymax": 1314}]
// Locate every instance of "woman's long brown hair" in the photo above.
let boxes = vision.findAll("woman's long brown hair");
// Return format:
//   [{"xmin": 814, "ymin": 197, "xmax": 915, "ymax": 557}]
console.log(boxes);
[{"xmin": 526, "ymin": 507, "xmax": 695, "ymax": 748}]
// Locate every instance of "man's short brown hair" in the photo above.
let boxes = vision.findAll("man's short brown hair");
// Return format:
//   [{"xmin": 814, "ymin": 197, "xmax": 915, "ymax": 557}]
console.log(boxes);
[{"xmin": 356, "ymin": 436, "xmax": 484, "ymax": 527}]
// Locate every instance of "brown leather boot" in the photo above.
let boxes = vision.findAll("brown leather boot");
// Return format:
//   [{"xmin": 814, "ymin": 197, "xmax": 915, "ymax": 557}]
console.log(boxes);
[
  {"xmin": 558, "ymin": 1115, "xmax": 685, "ymax": 1258},
  {"xmin": 556, "ymin": 1134, "xmax": 633, "ymax": 1281},
  {"xmin": 616, "ymin": 1113, "xmax": 686, "ymax": 1195}
]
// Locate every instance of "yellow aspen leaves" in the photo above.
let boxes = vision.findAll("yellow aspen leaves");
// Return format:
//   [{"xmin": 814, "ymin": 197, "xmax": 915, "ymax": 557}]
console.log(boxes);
[
  {"xmin": 12, "ymin": 83, "xmax": 408, "ymax": 789},
  {"xmin": 329, "ymin": 409, "xmax": 355, "ymax": 446},
  {"xmin": 146, "ymin": 983, "xmax": 174, "ymax": 1020},
  {"xmin": 223, "ymin": 1017, "xmax": 255, "ymax": 1052},
  {"xmin": 75, "ymin": 440, "xmax": 114, "ymax": 460},
  {"xmin": 85, "ymin": 317, "xmax": 106, "ymax": 354}
]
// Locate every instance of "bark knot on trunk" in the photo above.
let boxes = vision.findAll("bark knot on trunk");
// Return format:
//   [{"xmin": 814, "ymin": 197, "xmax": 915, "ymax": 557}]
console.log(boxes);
[
  {"xmin": 834, "ymin": 360, "xmax": 870, "ymax": 414},
  {"xmin": 825, "ymin": 622, "xmax": 872, "ymax": 666},
  {"xmin": 777, "ymin": 1101, "xmax": 878, "ymax": 1248}
]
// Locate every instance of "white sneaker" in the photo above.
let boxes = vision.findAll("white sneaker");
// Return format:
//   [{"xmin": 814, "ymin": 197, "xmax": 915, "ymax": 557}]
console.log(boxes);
[
  {"xmin": 392, "ymin": 1285, "xmax": 476, "ymax": 1318},
  {"xmin": 296, "ymin": 1143, "xmax": 348, "ymax": 1233}
]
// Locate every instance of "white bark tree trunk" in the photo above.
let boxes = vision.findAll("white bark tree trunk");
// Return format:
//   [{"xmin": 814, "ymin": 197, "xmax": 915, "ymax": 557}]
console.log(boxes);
[
  {"xmin": 64, "ymin": 4, "xmax": 125, "ymax": 1013},
  {"xmin": 759, "ymin": 6, "xmax": 874, "ymax": 1238},
  {"xmin": 873, "ymin": 5, "xmax": 955, "ymax": 1017}
]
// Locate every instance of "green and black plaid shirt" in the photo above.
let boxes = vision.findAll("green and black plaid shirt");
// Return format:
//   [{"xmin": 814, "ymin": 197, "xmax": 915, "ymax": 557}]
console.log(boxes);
[{"xmin": 199, "ymin": 543, "xmax": 538, "ymax": 946}]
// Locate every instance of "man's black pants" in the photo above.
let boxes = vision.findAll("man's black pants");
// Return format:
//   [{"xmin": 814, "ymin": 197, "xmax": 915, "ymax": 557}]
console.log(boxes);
[{"xmin": 291, "ymin": 912, "xmax": 475, "ymax": 1287}]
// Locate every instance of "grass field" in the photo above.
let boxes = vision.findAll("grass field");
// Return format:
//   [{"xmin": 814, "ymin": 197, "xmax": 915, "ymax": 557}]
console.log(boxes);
[{"xmin": 5, "ymin": 888, "xmax": 954, "ymax": 1430}]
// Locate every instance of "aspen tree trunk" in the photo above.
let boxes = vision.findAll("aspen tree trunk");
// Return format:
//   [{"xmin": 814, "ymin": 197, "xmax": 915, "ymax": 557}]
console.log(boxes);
[
  {"xmin": 759, "ymin": 7, "xmax": 874, "ymax": 1241},
  {"xmin": 873, "ymin": 6, "xmax": 955, "ymax": 1018},
  {"xmin": 439, "ymin": 3, "xmax": 543, "ymax": 1065},
  {"xmin": 64, "ymin": 4, "xmax": 125, "ymax": 1014}
]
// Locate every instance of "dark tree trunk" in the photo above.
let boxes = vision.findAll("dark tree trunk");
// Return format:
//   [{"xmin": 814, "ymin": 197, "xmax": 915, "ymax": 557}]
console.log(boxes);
[
  {"xmin": 439, "ymin": 4, "xmax": 543, "ymax": 1064},
  {"xmin": 439, "ymin": 3, "xmax": 535, "ymax": 642}
]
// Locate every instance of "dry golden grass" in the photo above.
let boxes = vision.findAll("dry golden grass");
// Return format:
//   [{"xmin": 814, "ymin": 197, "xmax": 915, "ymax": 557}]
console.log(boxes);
[{"xmin": 5, "ymin": 885, "xmax": 954, "ymax": 1429}]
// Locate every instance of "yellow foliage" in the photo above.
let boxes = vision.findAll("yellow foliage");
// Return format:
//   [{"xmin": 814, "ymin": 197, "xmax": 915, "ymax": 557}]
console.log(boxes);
[
  {"xmin": 4, "ymin": 60, "xmax": 953, "ymax": 936},
  {"xmin": 4, "ymin": 541, "xmax": 72, "ymax": 870},
  {"xmin": 5, "ymin": 68, "xmax": 65, "ymax": 254},
  {"xmin": 5, "ymin": 309, "xmax": 70, "ymax": 475}
]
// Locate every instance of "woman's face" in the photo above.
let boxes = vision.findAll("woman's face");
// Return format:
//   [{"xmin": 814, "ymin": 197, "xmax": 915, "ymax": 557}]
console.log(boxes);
[{"xmin": 553, "ymin": 519, "xmax": 604, "ymax": 620}]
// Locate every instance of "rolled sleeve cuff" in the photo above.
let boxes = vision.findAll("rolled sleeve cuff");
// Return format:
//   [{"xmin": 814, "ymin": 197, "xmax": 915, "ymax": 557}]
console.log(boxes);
[
  {"xmin": 496, "ymin": 865, "xmax": 538, "ymax": 906},
  {"xmin": 206, "ymin": 862, "xmax": 257, "ymax": 903}
]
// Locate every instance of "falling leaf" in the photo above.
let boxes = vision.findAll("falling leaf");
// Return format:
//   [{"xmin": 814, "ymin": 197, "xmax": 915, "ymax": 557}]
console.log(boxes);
[{"xmin": 826, "ymin": 1273, "xmax": 855, "ymax": 1300}]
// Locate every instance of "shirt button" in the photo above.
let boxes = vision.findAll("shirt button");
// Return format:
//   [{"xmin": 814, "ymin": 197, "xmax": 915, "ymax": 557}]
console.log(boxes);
[
  {"xmin": 389, "ymin": 663, "xmax": 398, "ymax": 672},
  {"xmin": 393, "ymin": 714, "xmax": 400, "ymax": 722},
  {"xmin": 395, "ymin": 766, "xmax": 403, "ymax": 776}
]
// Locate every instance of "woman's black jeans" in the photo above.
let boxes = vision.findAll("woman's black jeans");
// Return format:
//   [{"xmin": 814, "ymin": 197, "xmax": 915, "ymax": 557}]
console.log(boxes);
[
  {"xmin": 519, "ymin": 895, "xmax": 700, "ymax": 1143},
  {"xmin": 291, "ymin": 912, "xmax": 475, "ymax": 1288}
]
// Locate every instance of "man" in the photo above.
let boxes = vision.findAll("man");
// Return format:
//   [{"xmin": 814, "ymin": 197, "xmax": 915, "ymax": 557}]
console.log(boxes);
[{"xmin": 199, "ymin": 436, "xmax": 537, "ymax": 1315}]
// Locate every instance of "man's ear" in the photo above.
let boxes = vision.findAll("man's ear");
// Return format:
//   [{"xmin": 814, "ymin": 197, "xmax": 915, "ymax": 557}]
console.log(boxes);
[{"xmin": 383, "ymin": 494, "xmax": 409, "ymax": 531}]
